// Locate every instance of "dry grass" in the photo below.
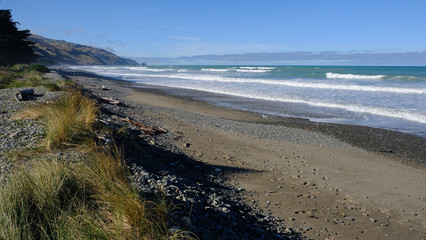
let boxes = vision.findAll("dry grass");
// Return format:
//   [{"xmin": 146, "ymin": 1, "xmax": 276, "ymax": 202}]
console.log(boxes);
[
  {"xmin": 3, "ymin": 88, "xmax": 194, "ymax": 239},
  {"xmin": 0, "ymin": 146, "xmax": 173, "ymax": 239},
  {"xmin": 16, "ymin": 89, "xmax": 98, "ymax": 150},
  {"xmin": 0, "ymin": 149, "xmax": 167, "ymax": 239}
]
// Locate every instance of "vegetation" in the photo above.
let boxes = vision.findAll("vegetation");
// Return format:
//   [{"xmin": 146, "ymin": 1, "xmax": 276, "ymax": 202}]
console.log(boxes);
[
  {"xmin": 2, "ymin": 88, "xmax": 193, "ymax": 239},
  {"xmin": 0, "ymin": 10, "xmax": 36, "ymax": 66},
  {"xmin": 29, "ymin": 35, "xmax": 139, "ymax": 66},
  {"xmin": 16, "ymin": 89, "xmax": 98, "ymax": 149},
  {"xmin": 0, "ymin": 64, "xmax": 63, "ymax": 90}
]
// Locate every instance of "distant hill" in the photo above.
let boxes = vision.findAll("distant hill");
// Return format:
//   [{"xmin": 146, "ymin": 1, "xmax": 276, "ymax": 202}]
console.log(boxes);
[
  {"xmin": 132, "ymin": 51, "xmax": 426, "ymax": 66},
  {"xmin": 28, "ymin": 35, "xmax": 139, "ymax": 66}
]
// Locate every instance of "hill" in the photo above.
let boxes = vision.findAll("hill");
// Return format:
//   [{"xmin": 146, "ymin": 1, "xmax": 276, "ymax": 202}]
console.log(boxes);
[
  {"xmin": 28, "ymin": 35, "xmax": 139, "ymax": 66},
  {"xmin": 133, "ymin": 51, "xmax": 426, "ymax": 66}
]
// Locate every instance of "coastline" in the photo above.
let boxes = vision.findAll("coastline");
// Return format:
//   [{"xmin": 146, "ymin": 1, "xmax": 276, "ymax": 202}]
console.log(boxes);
[
  {"xmin": 62, "ymin": 68, "xmax": 426, "ymax": 239},
  {"xmin": 60, "ymin": 68, "xmax": 426, "ymax": 167}
]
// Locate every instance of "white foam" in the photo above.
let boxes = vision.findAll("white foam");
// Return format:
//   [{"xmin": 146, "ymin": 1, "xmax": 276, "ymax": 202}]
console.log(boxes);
[
  {"xmin": 141, "ymin": 68, "xmax": 174, "ymax": 72},
  {"xmin": 239, "ymin": 67, "xmax": 258, "ymax": 69},
  {"xmin": 257, "ymin": 67, "xmax": 276, "ymax": 70},
  {"xmin": 201, "ymin": 68, "xmax": 229, "ymax": 72},
  {"xmin": 239, "ymin": 66, "xmax": 276, "ymax": 71},
  {"xmin": 114, "ymin": 73, "xmax": 425, "ymax": 95},
  {"xmin": 235, "ymin": 69, "xmax": 271, "ymax": 73},
  {"xmin": 135, "ymin": 82, "xmax": 426, "ymax": 124},
  {"xmin": 326, "ymin": 72, "xmax": 385, "ymax": 79}
]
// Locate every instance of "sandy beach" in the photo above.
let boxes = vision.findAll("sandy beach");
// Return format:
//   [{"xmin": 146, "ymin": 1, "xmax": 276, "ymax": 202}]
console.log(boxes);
[{"xmin": 64, "ymin": 69, "xmax": 426, "ymax": 240}]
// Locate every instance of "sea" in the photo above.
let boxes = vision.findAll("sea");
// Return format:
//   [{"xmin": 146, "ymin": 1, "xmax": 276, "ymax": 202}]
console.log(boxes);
[{"xmin": 70, "ymin": 65, "xmax": 426, "ymax": 138}]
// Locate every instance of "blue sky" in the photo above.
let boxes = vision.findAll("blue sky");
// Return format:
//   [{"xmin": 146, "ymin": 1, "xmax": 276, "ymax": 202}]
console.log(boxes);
[{"xmin": 2, "ymin": 0, "xmax": 426, "ymax": 58}]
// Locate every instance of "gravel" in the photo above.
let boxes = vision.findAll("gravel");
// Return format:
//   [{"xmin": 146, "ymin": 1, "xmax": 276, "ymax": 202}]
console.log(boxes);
[
  {"xmin": 64, "ymin": 70, "xmax": 307, "ymax": 239},
  {"xmin": 0, "ymin": 86, "xmax": 63, "ymax": 182}
]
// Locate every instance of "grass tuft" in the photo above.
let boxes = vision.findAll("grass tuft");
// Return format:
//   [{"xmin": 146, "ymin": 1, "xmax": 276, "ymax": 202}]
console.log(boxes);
[
  {"xmin": 16, "ymin": 89, "xmax": 98, "ymax": 150},
  {"xmin": 3, "ymin": 88, "xmax": 192, "ymax": 239},
  {"xmin": 0, "ymin": 147, "xmax": 173, "ymax": 239},
  {"xmin": 0, "ymin": 160, "xmax": 99, "ymax": 239}
]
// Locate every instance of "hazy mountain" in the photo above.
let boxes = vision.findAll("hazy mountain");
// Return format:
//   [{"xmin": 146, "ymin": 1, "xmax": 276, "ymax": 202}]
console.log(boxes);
[
  {"xmin": 29, "ymin": 35, "xmax": 139, "ymax": 66},
  {"xmin": 132, "ymin": 51, "xmax": 426, "ymax": 66}
]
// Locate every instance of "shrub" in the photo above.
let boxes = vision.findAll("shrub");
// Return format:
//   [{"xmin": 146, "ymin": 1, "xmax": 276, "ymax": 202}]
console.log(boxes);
[{"xmin": 28, "ymin": 64, "xmax": 50, "ymax": 73}]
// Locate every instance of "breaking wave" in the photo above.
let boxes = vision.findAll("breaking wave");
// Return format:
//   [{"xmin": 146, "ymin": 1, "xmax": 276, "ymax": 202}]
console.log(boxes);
[
  {"xmin": 326, "ymin": 72, "xmax": 385, "ymax": 79},
  {"xmin": 108, "ymin": 72, "xmax": 425, "ymax": 94},
  {"xmin": 134, "ymin": 81, "xmax": 426, "ymax": 124}
]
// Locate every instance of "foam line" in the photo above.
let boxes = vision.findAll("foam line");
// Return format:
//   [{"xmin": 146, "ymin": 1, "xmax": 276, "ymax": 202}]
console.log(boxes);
[
  {"xmin": 105, "ymin": 72, "xmax": 425, "ymax": 95},
  {"xmin": 135, "ymin": 81, "xmax": 426, "ymax": 124},
  {"xmin": 326, "ymin": 72, "xmax": 385, "ymax": 79}
]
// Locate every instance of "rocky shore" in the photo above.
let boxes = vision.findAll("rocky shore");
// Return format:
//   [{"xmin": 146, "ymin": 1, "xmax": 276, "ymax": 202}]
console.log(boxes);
[{"xmin": 1, "ymin": 69, "xmax": 425, "ymax": 239}]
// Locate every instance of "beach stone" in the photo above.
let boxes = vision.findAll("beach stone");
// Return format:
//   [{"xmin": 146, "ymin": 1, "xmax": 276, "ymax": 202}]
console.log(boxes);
[
  {"xmin": 168, "ymin": 226, "xmax": 181, "ymax": 235},
  {"xmin": 180, "ymin": 217, "xmax": 191, "ymax": 227}
]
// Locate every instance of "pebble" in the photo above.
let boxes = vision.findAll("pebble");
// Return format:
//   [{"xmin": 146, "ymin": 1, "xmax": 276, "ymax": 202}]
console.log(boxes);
[
  {"xmin": 168, "ymin": 226, "xmax": 181, "ymax": 235},
  {"xmin": 2, "ymin": 71, "xmax": 350, "ymax": 240}
]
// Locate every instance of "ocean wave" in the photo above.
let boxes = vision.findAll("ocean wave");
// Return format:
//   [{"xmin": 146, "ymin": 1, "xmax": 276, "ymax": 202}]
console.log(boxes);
[
  {"xmin": 326, "ymin": 72, "xmax": 385, "ymax": 79},
  {"xmin": 201, "ymin": 68, "xmax": 230, "ymax": 72},
  {"xmin": 141, "ymin": 68, "xmax": 174, "ymax": 72},
  {"xmin": 134, "ymin": 82, "xmax": 426, "ymax": 124},
  {"xmin": 113, "ymin": 73, "xmax": 425, "ymax": 94},
  {"xmin": 235, "ymin": 69, "xmax": 271, "ymax": 73},
  {"xmin": 240, "ymin": 66, "xmax": 276, "ymax": 70}
]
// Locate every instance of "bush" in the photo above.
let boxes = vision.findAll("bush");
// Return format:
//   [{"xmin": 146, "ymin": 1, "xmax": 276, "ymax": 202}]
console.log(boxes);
[
  {"xmin": 29, "ymin": 64, "xmax": 50, "ymax": 73},
  {"xmin": 0, "ymin": 69, "xmax": 19, "ymax": 88}
]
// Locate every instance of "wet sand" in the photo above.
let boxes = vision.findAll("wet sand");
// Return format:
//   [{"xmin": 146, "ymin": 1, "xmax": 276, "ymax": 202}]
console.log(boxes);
[{"xmin": 66, "ymin": 69, "xmax": 425, "ymax": 239}]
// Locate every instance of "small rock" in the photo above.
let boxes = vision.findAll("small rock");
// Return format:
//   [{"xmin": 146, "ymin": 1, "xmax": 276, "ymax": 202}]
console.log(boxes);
[
  {"xmin": 9, "ymin": 131, "xmax": 19, "ymax": 138},
  {"xmin": 168, "ymin": 226, "xmax": 181, "ymax": 235},
  {"xmin": 302, "ymin": 226, "xmax": 312, "ymax": 231},
  {"xmin": 221, "ymin": 207, "xmax": 229, "ymax": 213},
  {"xmin": 180, "ymin": 217, "xmax": 191, "ymax": 227}
]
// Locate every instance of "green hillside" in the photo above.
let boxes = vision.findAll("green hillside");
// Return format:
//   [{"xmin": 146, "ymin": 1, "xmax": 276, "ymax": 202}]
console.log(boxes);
[{"xmin": 28, "ymin": 35, "xmax": 139, "ymax": 66}]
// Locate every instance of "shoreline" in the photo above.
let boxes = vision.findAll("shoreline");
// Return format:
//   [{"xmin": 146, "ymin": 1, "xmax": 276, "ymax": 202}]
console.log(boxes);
[
  {"xmin": 130, "ymin": 84, "xmax": 426, "ymax": 167},
  {"xmin": 63, "ymin": 68, "xmax": 426, "ymax": 239},
  {"xmin": 59, "ymin": 68, "xmax": 426, "ymax": 167}
]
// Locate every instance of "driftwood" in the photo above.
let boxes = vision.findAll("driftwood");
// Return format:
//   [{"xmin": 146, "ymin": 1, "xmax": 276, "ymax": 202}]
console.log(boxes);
[
  {"xmin": 101, "ymin": 85, "xmax": 111, "ymax": 91},
  {"xmin": 15, "ymin": 89, "xmax": 34, "ymax": 101},
  {"xmin": 112, "ymin": 115, "xmax": 167, "ymax": 135},
  {"xmin": 100, "ymin": 96, "xmax": 120, "ymax": 105}
]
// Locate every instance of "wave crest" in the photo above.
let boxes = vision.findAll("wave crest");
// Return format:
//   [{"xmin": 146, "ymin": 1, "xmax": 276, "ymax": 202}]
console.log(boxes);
[{"xmin": 326, "ymin": 72, "xmax": 385, "ymax": 79}]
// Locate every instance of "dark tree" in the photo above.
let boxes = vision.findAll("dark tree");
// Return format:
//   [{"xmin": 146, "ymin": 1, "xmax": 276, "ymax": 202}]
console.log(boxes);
[{"xmin": 0, "ymin": 9, "xmax": 36, "ymax": 66}]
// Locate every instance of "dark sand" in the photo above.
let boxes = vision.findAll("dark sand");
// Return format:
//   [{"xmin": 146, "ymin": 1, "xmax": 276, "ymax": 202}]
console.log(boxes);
[{"xmin": 64, "ymin": 69, "xmax": 425, "ymax": 240}]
